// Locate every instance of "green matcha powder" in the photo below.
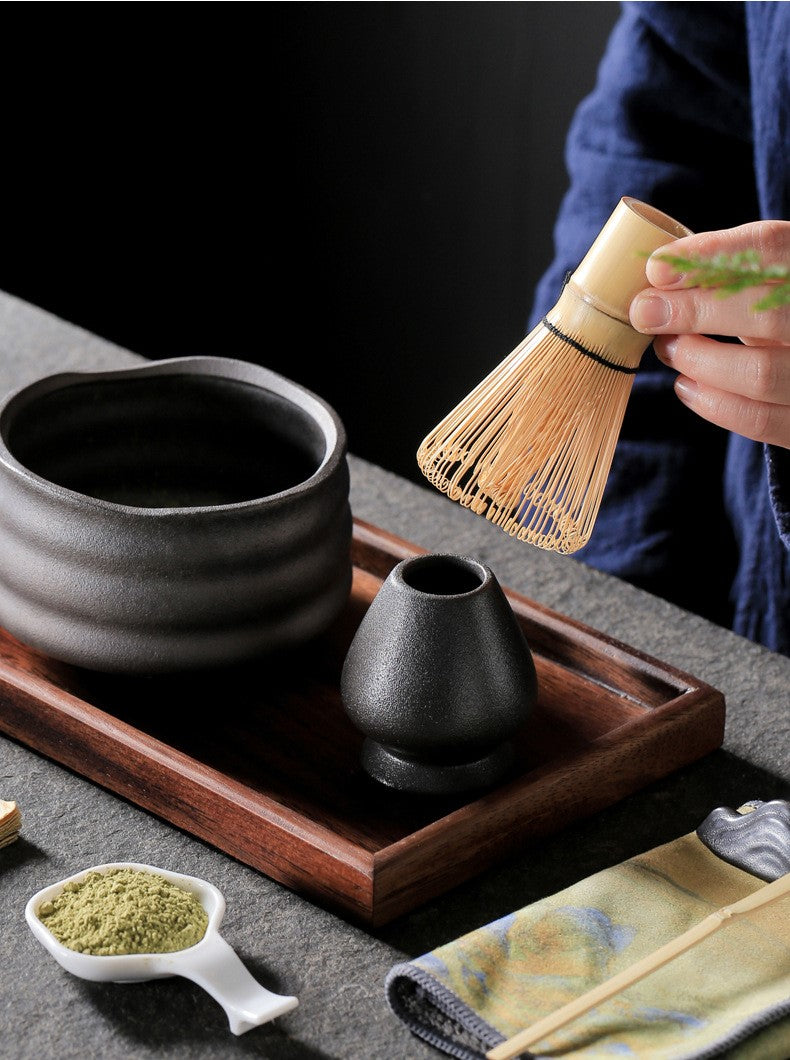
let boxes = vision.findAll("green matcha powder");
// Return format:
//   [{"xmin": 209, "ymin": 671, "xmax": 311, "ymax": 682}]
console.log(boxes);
[{"xmin": 37, "ymin": 868, "xmax": 209, "ymax": 956}]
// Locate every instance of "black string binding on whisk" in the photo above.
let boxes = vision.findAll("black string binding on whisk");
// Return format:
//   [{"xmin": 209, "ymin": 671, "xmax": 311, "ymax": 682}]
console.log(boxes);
[{"xmin": 540, "ymin": 316, "xmax": 639, "ymax": 375}]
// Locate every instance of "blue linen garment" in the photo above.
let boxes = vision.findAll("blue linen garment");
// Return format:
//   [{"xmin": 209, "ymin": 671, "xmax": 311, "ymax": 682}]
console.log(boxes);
[{"xmin": 530, "ymin": 1, "xmax": 790, "ymax": 655}]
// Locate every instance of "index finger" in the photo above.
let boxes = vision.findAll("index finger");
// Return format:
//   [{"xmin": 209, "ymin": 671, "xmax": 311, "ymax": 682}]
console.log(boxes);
[{"xmin": 646, "ymin": 220, "xmax": 790, "ymax": 288}]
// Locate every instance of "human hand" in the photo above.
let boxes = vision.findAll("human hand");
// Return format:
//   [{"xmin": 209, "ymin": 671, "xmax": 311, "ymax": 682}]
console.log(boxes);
[{"xmin": 629, "ymin": 221, "xmax": 790, "ymax": 449}]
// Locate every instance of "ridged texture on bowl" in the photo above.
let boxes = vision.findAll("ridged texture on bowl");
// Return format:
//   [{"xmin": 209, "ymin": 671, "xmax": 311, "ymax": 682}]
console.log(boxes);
[{"xmin": 0, "ymin": 357, "xmax": 352, "ymax": 673}]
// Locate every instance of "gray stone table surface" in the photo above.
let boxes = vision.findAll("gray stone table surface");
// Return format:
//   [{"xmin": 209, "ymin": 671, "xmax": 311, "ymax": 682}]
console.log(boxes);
[{"xmin": 0, "ymin": 291, "xmax": 788, "ymax": 1059}]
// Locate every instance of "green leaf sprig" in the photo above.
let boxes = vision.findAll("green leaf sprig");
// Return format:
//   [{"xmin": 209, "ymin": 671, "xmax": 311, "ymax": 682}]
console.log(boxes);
[{"xmin": 653, "ymin": 250, "xmax": 790, "ymax": 310}]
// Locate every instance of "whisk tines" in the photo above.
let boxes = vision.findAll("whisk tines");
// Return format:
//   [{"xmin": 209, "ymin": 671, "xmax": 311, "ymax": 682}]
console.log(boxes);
[{"xmin": 416, "ymin": 197, "xmax": 692, "ymax": 554}]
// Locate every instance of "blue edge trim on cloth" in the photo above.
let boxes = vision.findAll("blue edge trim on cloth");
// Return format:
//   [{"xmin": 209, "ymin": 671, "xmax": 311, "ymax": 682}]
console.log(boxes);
[{"xmin": 385, "ymin": 961, "xmax": 504, "ymax": 1060}]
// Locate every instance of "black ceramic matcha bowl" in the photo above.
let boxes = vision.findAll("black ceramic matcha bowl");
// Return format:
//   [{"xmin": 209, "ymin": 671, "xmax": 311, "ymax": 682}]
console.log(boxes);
[{"xmin": 0, "ymin": 356, "xmax": 352, "ymax": 673}]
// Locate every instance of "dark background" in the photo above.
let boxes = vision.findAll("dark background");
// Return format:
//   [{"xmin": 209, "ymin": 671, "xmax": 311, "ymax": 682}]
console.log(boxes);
[{"xmin": 1, "ymin": 3, "xmax": 620, "ymax": 483}]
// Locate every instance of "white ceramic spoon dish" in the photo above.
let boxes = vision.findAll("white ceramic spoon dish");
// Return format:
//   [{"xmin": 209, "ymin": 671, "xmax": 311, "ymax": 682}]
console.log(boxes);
[{"xmin": 25, "ymin": 861, "xmax": 299, "ymax": 1035}]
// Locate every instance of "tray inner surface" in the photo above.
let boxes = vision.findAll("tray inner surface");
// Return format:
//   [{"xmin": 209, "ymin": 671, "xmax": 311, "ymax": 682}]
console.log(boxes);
[{"xmin": 0, "ymin": 520, "xmax": 725, "ymax": 923}]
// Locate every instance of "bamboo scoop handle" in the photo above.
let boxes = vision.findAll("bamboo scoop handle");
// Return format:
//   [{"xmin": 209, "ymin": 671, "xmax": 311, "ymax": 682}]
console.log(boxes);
[{"xmin": 486, "ymin": 871, "xmax": 790, "ymax": 1060}]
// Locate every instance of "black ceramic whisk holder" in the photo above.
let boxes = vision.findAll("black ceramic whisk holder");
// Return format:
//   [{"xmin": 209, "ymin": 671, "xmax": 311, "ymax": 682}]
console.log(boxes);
[{"xmin": 340, "ymin": 553, "xmax": 538, "ymax": 795}]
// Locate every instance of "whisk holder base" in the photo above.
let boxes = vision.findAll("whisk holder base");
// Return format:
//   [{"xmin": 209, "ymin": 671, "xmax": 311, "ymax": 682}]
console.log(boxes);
[{"xmin": 361, "ymin": 738, "xmax": 515, "ymax": 795}]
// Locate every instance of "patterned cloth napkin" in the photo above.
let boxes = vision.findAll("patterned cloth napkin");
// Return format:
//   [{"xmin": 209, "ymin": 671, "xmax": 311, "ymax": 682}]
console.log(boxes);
[{"xmin": 386, "ymin": 800, "xmax": 790, "ymax": 1059}]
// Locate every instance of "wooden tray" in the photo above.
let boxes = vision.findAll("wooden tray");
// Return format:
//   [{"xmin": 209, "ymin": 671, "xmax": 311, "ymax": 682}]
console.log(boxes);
[{"xmin": 0, "ymin": 519, "xmax": 725, "ymax": 926}]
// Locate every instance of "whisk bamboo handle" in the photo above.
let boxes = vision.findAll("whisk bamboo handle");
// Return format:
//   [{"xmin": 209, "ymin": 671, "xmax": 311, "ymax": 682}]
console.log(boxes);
[
  {"xmin": 486, "ymin": 871, "xmax": 790, "ymax": 1060},
  {"xmin": 549, "ymin": 197, "xmax": 693, "ymax": 370},
  {"xmin": 570, "ymin": 196, "xmax": 692, "ymax": 323}
]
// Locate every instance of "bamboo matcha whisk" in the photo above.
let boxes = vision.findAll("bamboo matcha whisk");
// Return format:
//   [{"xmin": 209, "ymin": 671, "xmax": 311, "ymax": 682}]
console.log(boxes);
[{"xmin": 416, "ymin": 197, "xmax": 691, "ymax": 554}]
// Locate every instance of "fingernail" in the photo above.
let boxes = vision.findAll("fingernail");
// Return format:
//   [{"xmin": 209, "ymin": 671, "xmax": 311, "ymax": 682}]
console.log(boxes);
[
  {"xmin": 654, "ymin": 337, "xmax": 679, "ymax": 365},
  {"xmin": 674, "ymin": 377, "xmax": 699, "ymax": 403},
  {"xmin": 647, "ymin": 255, "xmax": 685, "ymax": 287},
  {"xmin": 631, "ymin": 294, "xmax": 671, "ymax": 332}
]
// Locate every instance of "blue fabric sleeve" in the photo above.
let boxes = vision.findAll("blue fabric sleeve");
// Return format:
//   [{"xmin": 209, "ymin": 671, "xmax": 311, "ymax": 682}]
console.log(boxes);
[
  {"xmin": 768, "ymin": 447, "xmax": 790, "ymax": 549},
  {"xmin": 529, "ymin": 2, "xmax": 758, "ymax": 628}
]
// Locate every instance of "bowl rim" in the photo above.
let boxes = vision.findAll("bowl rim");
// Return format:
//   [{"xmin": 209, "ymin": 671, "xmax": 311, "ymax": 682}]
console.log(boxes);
[{"xmin": 0, "ymin": 355, "xmax": 348, "ymax": 517}]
